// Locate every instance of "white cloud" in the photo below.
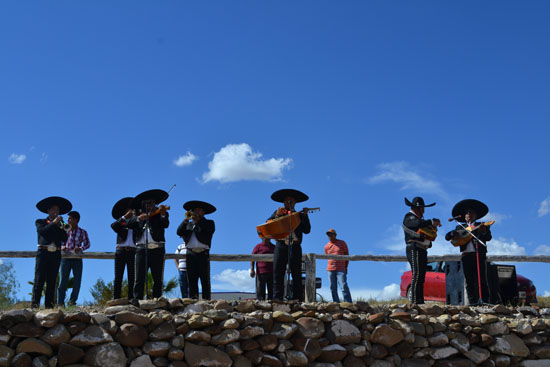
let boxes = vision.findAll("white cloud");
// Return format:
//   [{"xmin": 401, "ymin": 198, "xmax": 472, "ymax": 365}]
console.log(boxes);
[
  {"xmin": 368, "ymin": 161, "xmax": 448, "ymax": 200},
  {"xmin": 543, "ymin": 291, "xmax": 550, "ymax": 297},
  {"xmin": 538, "ymin": 198, "xmax": 550, "ymax": 217},
  {"xmin": 173, "ymin": 152, "xmax": 197, "ymax": 167},
  {"xmin": 489, "ymin": 237, "xmax": 527, "ymax": 256},
  {"xmin": 212, "ymin": 268, "xmax": 255, "ymax": 292},
  {"xmin": 202, "ymin": 143, "xmax": 292, "ymax": 183},
  {"xmin": 484, "ymin": 212, "xmax": 511, "ymax": 223},
  {"xmin": 534, "ymin": 245, "xmax": 550, "ymax": 256},
  {"xmin": 40, "ymin": 153, "xmax": 48, "ymax": 163},
  {"xmin": 8, "ymin": 153, "xmax": 26, "ymax": 164},
  {"xmin": 318, "ymin": 283, "xmax": 402, "ymax": 301}
]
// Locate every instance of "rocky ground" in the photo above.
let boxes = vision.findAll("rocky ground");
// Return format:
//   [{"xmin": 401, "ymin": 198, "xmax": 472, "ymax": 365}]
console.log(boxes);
[{"xmin": 1, "ymin": 298, "xmax": 550, "ymax": 367}]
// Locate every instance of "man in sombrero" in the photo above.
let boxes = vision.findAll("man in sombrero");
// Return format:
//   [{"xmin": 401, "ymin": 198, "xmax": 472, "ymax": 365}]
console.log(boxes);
[
  {"xmin": 177, "ymin": 200, "xmax": 216, "ymax": 300},
  {"xmin": 133, "ymin": 189, "xmax": 170, "ymax": 300},
  {"xmin": 403, "ymin": 197, "xmax": 440, "ymax": 304},
  {"xmin": 269, "ymin": 189, "xmax": 311, "ymax": 301},
  {"xmin": 111, "ymin": 197, "xmax": 140, "ymax": 300},
  {"xmin": 445, "ymin": 199, "xmax": 492, "ymax": 305},
  {"xmin": 32, "ymin": 196, "xmax": 72, "ymax": 308}
]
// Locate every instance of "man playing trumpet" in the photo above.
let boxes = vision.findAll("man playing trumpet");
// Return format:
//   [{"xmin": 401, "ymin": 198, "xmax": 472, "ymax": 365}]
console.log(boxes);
[{"xmin": 32, "ymin": 196, "xmax": 72, "ymax": 308}]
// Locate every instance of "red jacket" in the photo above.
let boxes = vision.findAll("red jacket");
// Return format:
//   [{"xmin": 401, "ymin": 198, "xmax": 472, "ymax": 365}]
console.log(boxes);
[{"xmin": 324, "ymin": 239, "xmax": 349, "ymax": 272}]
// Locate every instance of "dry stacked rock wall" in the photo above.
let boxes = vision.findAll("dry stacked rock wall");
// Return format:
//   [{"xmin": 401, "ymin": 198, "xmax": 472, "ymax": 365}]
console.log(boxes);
[{"xmin": 1, "ymin": 298, "xmax": 550, "ymax": 367}]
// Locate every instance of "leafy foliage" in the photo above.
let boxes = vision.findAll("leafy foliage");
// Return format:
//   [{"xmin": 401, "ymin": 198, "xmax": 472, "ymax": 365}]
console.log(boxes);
[{"xmin": 0, "ymin": 261, "xmax": 19, "ymax": 306}]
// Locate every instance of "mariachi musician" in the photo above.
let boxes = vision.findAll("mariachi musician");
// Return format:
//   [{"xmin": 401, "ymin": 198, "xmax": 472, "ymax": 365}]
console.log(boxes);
[
  {"xmin": 269, "ymin": 189, "xmax": 311, "ymax": 302},
  {"xmin": 445, "ymin": 199, "xmax": 492, "ymax": 305},
  {"xmin": 32, "ymin": 196, "xmax": 72, "ymax": 308},
  {"xmin": 402, "ymin": 197, "xmax": 441, "ymax": 304},
  {"xmin": 110, "ymin": 197, "xmax": 141, "ymax": 300},
  {"xmin": 177, "ymin": 200, "xmax": 216, "ymax": 300},
  {"xmin": 133, "ymin": 189, "xmax": 169, "ymax": 301}
]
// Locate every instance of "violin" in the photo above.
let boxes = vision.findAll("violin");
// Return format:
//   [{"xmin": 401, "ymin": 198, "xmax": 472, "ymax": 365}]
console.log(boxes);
[{"xmin": 148, "ymin": 205, "xmax": 170, "ymax": 218}]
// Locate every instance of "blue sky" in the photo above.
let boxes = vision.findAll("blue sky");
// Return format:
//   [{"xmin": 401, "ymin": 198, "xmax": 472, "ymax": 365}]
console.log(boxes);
[{"xmin": 1, "ymin": 1, "xmax": 550, "ymax": 303}]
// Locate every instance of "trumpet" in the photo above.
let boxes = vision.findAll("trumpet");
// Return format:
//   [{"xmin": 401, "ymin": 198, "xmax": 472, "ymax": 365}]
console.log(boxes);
[
  {"xmin": 185, "ymin": 210, "xmax": 193, "ymax": 220},
  {"xmin": 58, "ymin": 218, "xmax": 71, "ymax": 231}
]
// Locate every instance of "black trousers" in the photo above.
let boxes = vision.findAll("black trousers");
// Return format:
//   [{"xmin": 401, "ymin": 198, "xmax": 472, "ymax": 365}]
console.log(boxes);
[
  {"xmin": 186, "ymin": 251, "xmax": 211, "ymax": 300},
  {"xmin": 114, "ymin": 247, "xmax": 136, "ymax": 300},
  {"xmin": 462, "ymin": 251, "xmax": 489, "ymax": 304},
  {"xmin": 134, "ymin": 246, "xmax": 165, "ymax": 299},
  {"xmin": 406, "ymin": 245, "xmax": 427, "ymax": 304},
  {"xmin": 256, "ymin": 272, "xmax": 274, "ymax": 300},
  {"xmin": 273, "ymin": 242, "xmax": 303, "ymax": 301},
  {"xmin": 31, "ymin": 249, "xmax": 61, "ymax": 308}
]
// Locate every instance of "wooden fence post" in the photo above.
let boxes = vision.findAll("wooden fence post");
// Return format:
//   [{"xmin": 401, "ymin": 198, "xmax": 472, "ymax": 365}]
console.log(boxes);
[{"xmin": 305, "ymin": 253, "xmax": 317, "ymax": 303}]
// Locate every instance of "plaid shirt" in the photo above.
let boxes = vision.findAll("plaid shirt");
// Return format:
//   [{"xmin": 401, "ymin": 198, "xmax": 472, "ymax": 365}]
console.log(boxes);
[{"xmin": 63, "ymin": 227, "xmax": 91, "ymax": 252}]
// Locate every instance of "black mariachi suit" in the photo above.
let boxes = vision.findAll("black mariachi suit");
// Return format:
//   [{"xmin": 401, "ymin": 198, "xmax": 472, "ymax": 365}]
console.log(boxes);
[
  {"xmin": 269, "ymin": 210, "xmax": 311, "ymax": 301},
  {"xmin": 403, "ymin": 212, "xmax": 434, "ymax": 304},
  {"xmin": 134, "ymin": 211, "xmax": 169, "ymax": 299},
  {"xmin": 177, "ymin": 217, "xmax": 215, "ymax": 300},
  {"xmin": 445, "ymin": 223, "xmax": 492, "ymax": 304},
  {"xmin": 32, "ymin": 217, "xmax": 68, "ymax": 308},
  {"xmin": 111, "ymin": 216, "xmax": 141, "ymax": 300}
]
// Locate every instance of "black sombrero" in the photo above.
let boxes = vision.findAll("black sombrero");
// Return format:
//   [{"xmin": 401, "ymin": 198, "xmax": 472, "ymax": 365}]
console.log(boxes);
[
  {"xmin": 112, "ymin": 197, "xmax": 134, "ymax": 219},
  {"xmin": 404, "ymin": 197, "xmax": 436, "ymax": 208},
  {"xmin": 271, "ymin": 189, "xmax": 309, "ymax": 203},
  {"xmin": 183, "ymin": 200, "xmax": 216, "ymax": 215},
  {"xmin": 132, "ymin": 189, "xmax": 169, "ymax": 209},
  {"xmin": 36, "ymin": 196, "xmax": 72, "ymax": 215},
  {"xmin": 452, "ymin": 199, "xmax": 489, "ymax": 222}
]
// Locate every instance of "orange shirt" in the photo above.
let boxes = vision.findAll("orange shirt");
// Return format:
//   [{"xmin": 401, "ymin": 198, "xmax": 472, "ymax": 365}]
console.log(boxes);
[{"xmin": 324, "ymin": 239, "xmax": 349, "ymax": 272}]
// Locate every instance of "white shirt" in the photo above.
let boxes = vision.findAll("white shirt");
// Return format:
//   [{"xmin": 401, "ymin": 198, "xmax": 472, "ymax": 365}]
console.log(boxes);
[
  {"xmin": 136, "ymin": 227, "xmax": 164, "ymax": 246},
  {"xmin": 185, "ymin": 231, "xmax": 209, "ymax": 250},
  {"xmin": 175, "ymin": 243, "xmax": 187, "ymax": 270},
  {"xmin": 118, "ymin": 228, "xmax": 136, "ymax": 248}
]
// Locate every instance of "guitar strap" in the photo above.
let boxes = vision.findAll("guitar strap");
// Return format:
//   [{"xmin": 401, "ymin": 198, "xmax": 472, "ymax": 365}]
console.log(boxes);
[{"xmin": 402, "ymin": 224, "xmax": 431, "ymax": 250}]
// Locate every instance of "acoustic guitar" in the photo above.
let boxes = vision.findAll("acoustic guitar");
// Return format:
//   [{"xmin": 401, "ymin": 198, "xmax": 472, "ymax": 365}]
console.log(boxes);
[
  {"xmin": 417, "ymin": 226, "xmax": 438, "ymax": 241},
  {"xmin": 256, "ymin": 208, "xmax": 319, "ymax": 240},
  {"xmin": 450, "ymin": 220, "xmax": 495, "ymax": 247}
]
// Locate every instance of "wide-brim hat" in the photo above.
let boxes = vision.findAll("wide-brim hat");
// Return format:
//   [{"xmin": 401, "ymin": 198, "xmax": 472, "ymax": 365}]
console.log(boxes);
[
  {"xmin": 404, "ymin": 197, "xmax": 435, "ymax": 208},
  {"xmin": 452, "ymin": 199, "xmax": 489, "ymax": 222},
  {"xmin": 112, "ymin": 197, "xmax": 134, "ymax": 219},
  {"xmin": 271, "ymin": 189, "xmax": 309, "ymax": 203},
  {"xmin": 183, "ymin": 200, "xmax": 216, "ymax": 214},
  {"xmin": 132, "ymin": 189, "xmax": 169, "ymax": 209},
  {"xmin": 36, "ymin": 196, "xmax": 72, "ymax": 215}
]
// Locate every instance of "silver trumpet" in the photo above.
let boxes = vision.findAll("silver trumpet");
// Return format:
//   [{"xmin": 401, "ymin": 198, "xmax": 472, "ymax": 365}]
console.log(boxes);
[{"xmin": 58, "ymin": 218, "xmax": 71, "ymax": 231}]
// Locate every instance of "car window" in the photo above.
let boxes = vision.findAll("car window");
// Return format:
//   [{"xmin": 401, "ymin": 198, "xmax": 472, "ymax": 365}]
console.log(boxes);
[{"xmin": 426, "ymin": 262, "xmax": 438, "ymax": 271}]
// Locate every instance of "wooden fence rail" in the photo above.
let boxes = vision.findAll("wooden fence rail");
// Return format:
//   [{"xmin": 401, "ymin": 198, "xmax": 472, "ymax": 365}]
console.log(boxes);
[{"xmin": 1, "ymin": 252, "xmax": 549, "ymax": 302}]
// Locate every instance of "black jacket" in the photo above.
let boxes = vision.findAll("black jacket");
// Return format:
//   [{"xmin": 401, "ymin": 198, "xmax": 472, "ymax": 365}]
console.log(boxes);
[
  {"xmin": 268, "ymin": 210, "xmax": 311, "ymax": 246},
  {"xmin": 177, "ymin": 217, "xmax": 215, "ymax": 248},
  {"xmin": 36, "ymin": 218, "xmax": 68, "ymax": 248},
  {"xmin": 111, "ymin": 216, "xmax": 141, "ymax": 245},
  {"xmin": 403, "ymin": 212, "xmax": 434, "ymax": 245},
  {"xmin": 137, "ymin": 211, "xmax": 169, "ymax": 243},
  {"xmin": 445, "ymin": 222, "xmax": 492, "ymax": 254}
]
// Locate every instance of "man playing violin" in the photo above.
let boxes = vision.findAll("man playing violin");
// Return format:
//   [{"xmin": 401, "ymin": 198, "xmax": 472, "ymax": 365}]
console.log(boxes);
[
  {"xmin": 269, "ymin": 189, "xmax": 311, "ymax": 301},
  {"xmin": 133, "ymin": 189, "xmax": 170, "ymax": 300},
  {"xmin": 403, "ymin": 197, "xmax": 441, "ymax": 304},
  {"xmin": 32, "ymin": 196, "xmax": 72, "ymax": 308},
  {"xmin": 177, "ymin": 200, "xmax": 216, "ymax": 300},
  {"xmin": 445, "ymin": 199, "xmax": 492, "ymax": 305}
]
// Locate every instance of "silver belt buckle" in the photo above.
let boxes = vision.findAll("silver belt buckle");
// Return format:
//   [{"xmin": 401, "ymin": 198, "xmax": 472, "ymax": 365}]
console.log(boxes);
[
  {"xmin": 47, "ymin": 245, "xmax": 57, "ymax": 252},
  {"xmin": 148, "ymin": 243, "xmax": 159, "ymax": 249}
]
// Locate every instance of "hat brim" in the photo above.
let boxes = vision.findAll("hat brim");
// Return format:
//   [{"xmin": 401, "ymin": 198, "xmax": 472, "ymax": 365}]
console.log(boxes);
[
  {"xmin": 271, "ymin": 189, "xmax": 309, "ymax": 203},
  {"xmin": 452, "ymin": 199, "xmax": 489, "ymax": 222},
  {"xmin": 36, "ymin": 196, "xmax": 72, "ymax": 215},
  {"xmin": 133, "ymin": 189, "xmax": 169, "ymax": 209},
  {"xmin": 183, "ymin": 200, "xmax": 216, "ymax": 214},
  {"xmin": 404, "ymin": 197, "xmax": 435, "ymax": 208},
  {"xmin": 112, "ymin": 197, "xmax": 134, "ymax": 219}
]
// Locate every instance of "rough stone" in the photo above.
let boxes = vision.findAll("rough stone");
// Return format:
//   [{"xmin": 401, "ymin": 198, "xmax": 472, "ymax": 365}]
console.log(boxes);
[
  {"xmin": 83, "ymin": 342, "xmax": 127, "ymax": 367},
  {"xmin": 261, "ymin": 354, "xmax": 282, "ymax": 367},
  {"xmin": 257, "ymin": 334, "xmax": 278, "ymax": 351},
  {"xmin": 115, "ymin": 323, "xmax": 148, "ymax": 347},
  {"xmin": 184, "ymin": 342, "xmax": 232, "ymax": 367},
  {"xmin": 235, "ymin": 302, "xmax": 255, "ymax": 313},
  {"xmin": 239, "ymin": 326, "xmax": 264, "ymax": 340},
  {"xmin": 489, "ymin": 334, "xmax": 530, "ymax": 357},
  {"xmin": 66, "ymin": 321, "xmax": 87, "ymax": 336},
  {"xmin": 70, "ymin": 325, "xmax": 113, "ymax": 346},
  {"xmin": 185, "ymin": 330, "xmax": 211, "ymax": 343},
  {"xmin": 428, "ymin": 346, "xmax": 459, "ymax": 360},
  {"xmin": 139, "ymin": 299, "xmax": 168, "ymax": 310},
  {"xmin": 296, "ymin": 317, "xmax": 325, "ymax": 339},
  {"xmin": 115, "ymin": 311, "xmax": 150, "ymax": 326},
  {"xmin": 371, "ymin": 324, "xmax": 404, "ymax": 347},
  {"xmin": 33, "ymin": 310, "xmax": 62, "ymax": 328},
  {"xmin": 519, "ymin": 361, "xmax": 550, "ymax": 367},
  {"xmin": 0, "ymin": 345, "xmax": 14, "ymax": 367},
  {"xmin": 270, "ymin": 323, "xmax": 298, "ymax": 340},
  {"xmin": 150, "ymin": 322, "xmax": 176, "ymax": 341},
  {"xmin": 273, "ymin": 311, "xmax": 294, "ymax": 323},
  {"xmin": 60, "ymin": 312, "xmax": 91, "ymax": 324},
  {"xmin": 31, "ymin": 356, "xmax": 48, "ymax": 367},
  {"xmin": 11, "ymin": 352, "xmax": 32, "ymax": 367},
  {"xmin": 221, "ymin": 319, "xmax": 240, "ymax": 329},
  {"xmin": 428, "ymin": 332, "xmax": 448, "ymax": 347},
  {"xmin": 143, "ymin": 341, "xmax": 171, "ymax": 357},
  {"xmin": 211, "ymin": 329, "xmax": 240, "ymax": 345},
  {"xmin": 286, "ymin": 350, "xmax": 308, "ymax": 366},
  {"xmin": 462, "ymin": 345, "xmax": 490, "ymax": 364},
  {"xmin": 326, "ymin": 320, "xmax": 361, "ymax": 345},
  {"xmin": 9, "ymin": 323, "xmax": 44, "ymax": 338},
  {"xmin": 130, "ymin": 354, "xmax": 156, "ymax": 367},
  {"xmin": 203, "ymin": 309, "xmax": 228, "ymax": 322},
  {"xmin": 319, "ymin": 344, "xmax": 347, "ymax": 362},
  {"xmin": 15, "ymin": 338, "xmax": 53, "ymax": 356},
  {"xmin": 57, "ymin": 343, "xmax": 84, "ymax": 366},
  {"xmin": 40, "ymin": 324, "xmax": 70, "ymax": 346},
  {"xmin": 188, "ymin": 314, "xmax": 214, "ymax": 328}
]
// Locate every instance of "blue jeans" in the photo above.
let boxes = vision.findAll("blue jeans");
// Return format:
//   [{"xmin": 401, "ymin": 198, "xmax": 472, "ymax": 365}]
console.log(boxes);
[
  {"xmin": 328, "ymin": 271, "xmax": 352, "ymax": 303},
  {"xmin": 58, "ymin": 258, "xmax": 83, "ymax": 305},
  {"xmin": 178, "ymin": 270, "xmax": 189, "ymax": 298}
]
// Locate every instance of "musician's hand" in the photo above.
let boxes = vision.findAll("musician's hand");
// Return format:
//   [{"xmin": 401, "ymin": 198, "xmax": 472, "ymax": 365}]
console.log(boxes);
[
  {"xmin": 123, "ymin": 210, "xmax": 133, "ymax": 220},
  {"xmin": 191, "ymin": 213, "xmax": 200, "ymax": 222},
  {"xmin": 432, "ymin": 218, "xmax": 441, "ymax": 227},
  {"xmin": 74, "ymin": 247, "xmax": 82, "ymax": 254},
  {"xmin": 276, "ymin": 207, "xmax": 287, "ymax": 216},
  {"xmin": 52, "ymin": 216, "xmax": 62, "ymax": 225},
  {"xmin": 302, "ymin": 208, "xmax": 309, "ymax": 216},
  {"xmin": 249, "ymin": 269, "xmax": 255, "ymax": 278},
  {"xmin": 138, "ymin": 213, "xmax": 147, "ymax": 221},
  {"xmin": 160, "ymin": 205, "xmax": 167, "ymax": 215}
]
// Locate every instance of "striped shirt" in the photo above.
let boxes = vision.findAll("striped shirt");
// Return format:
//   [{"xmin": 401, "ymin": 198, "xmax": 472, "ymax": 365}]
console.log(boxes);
[{"xmin": 63, "ymin": 227, "xmax": 91, "ymax": 252}]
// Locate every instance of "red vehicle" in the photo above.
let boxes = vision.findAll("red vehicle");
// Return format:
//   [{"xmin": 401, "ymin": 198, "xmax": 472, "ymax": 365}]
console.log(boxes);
[{"xmin": 400, "ymin": 261, "xmax": 537, "ymax": 305}]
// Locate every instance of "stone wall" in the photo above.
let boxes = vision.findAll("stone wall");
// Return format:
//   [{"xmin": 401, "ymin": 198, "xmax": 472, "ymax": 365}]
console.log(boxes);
[{"xmin": 1, "ymin": 299, "xmax": 550, "ymax": 367}]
